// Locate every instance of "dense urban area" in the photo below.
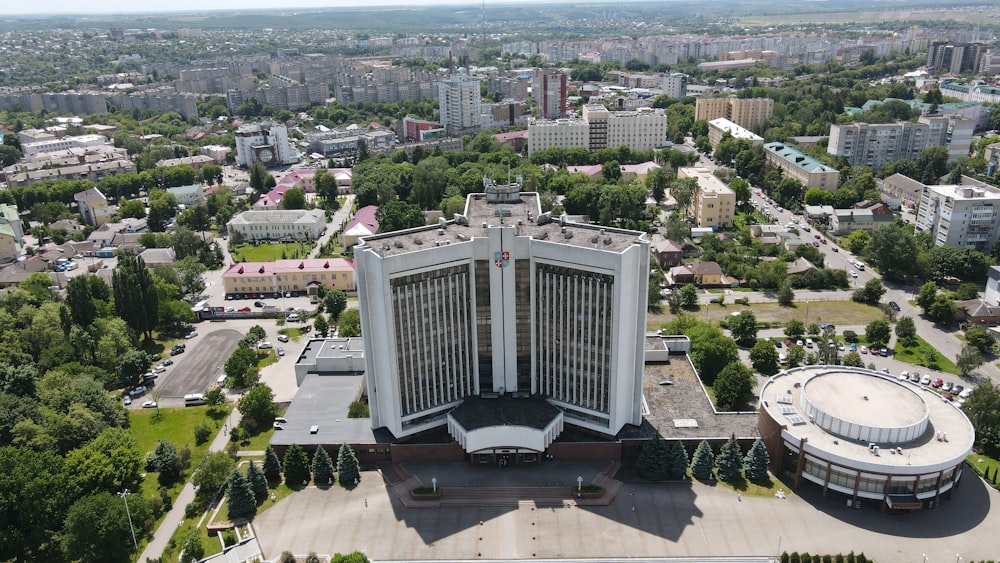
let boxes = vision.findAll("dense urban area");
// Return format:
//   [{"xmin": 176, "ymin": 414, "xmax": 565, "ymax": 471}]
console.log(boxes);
[{"xmin": 3, "ymin": 1, "xmax": 1000, "ymax": 562}]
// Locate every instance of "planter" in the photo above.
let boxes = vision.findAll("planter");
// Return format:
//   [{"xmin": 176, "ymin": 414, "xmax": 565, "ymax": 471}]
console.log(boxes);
[
  {"xmin": 572, "ymin": 485, "xmax": 604, "ymax": 498},
  {"xmin": 410, "ymin": 486, "xmax": 442, "ymax": 499}
]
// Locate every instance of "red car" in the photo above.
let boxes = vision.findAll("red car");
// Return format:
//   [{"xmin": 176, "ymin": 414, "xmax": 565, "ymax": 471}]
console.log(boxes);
[
  {"xmin": 931, "ymin": 378, "xmax": 943, "ymax": 388},
  {"xmin": 238, "ymin": 307, "xmax": 251, "ymax": 312}
]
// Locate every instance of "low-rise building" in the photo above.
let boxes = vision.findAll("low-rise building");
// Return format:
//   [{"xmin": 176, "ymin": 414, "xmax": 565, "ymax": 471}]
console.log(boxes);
[
  {"xmin": 342, "ymin": 205, "xmax": 379, "ymax": 250},
  {"xmin": 830, "ymin": 208, "xmax": 893, "ymax": 235},
  {"xmin": 763, "ymin": 142, "xmax": 840, "ymax": 191},
  {"xmin": 620, "ymin": 161, "xmax": 661, "ymax": 183},
  {"xmin": 707, "ymin": 118, "xmax": 763, "ymax": 149},
  {"xmin": 222, "ymin": 258, "xmax": 355, "ymax": 298},
  {"xmin": 74, "ymin": 187, "xmax": 114, "ymax": 227},
  {"xmin": 679, "ymin": 167, "xmax": 735, "ymax": 229},
  {"xmin": 166, "ymin": 184, "xmax": 207, "ymax": 207},
  {"xmin": 227, "ymin": 209, "xmax": 327, "ymax": 242}
]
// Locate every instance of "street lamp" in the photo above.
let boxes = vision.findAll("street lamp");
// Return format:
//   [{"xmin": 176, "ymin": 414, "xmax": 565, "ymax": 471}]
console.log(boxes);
[
  {"xmin": 119, "ymin": 490, "xmax": 138, "ymax": 551},
  {"xmin": 577, "ymin": 475, "xmax": 583, "ymax": 492},
  {"xmin": 432, "ymin": 477, "xmax": 438, "ymax": 493}
]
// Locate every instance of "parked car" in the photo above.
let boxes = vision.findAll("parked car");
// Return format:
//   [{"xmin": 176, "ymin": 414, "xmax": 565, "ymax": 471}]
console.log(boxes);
[
  {"xmin": 123, "ymin": 395, "xmax": 132, "ymax": 406},
  {"xmin": 259, "ymin": 341, "xmax": 273, "ymax": 349},
  {"xmin": 850, "ymin": 271, "xmax": 858, "ymax": 278},
  {"xmin": 921, "ymin": 375, "xmax": 932, "ymax": 385},
  {"xmin": 849, "ymin": 343, "xmax": 857, "ymax": 352},
  {"xmin": 860, "ymin": 345, "xmax": 868, "ymax": 354},
  {"xmin": 162, "ymin": 359, "xmax": 173, "ymax": 366},
  {"xmin": 254, "ymin": 301, "xmax": 265, "ymax": 307},
  {"xmin": 129, "ymin": 386, "xmax": 147, "ymax": 397},
  {"xmin": 831, "ymin": 246, "xmax": 839, "ymax": 252},
  {"xmin": 837, "ymin": 342, "xmax": 845, "ymax": 351},
  {"xmin": 910, "ymin": 372, "xmax": 921, "ymax": 383},
  {"xmin": 238, "ymin": 307, "xmax": 251, "ymax": 312},
  {"xmin": 277, "ymin": 334, "xmax": 289, "ymax": 343},
  {"xmin": 952, "ymin": 385, "xmax": 965, "ymax": 396},
  {"xmin": 942, "ymin": 381, "xmax": 954, "ymax": 392},
  {"xmin": 185, "ymin": 331, "xmax": 198, "ymax": 339},
  {"xmin": 141, "ymin": 400, "xmax": 157, "ymax": 409},
  {"xmin": 959, "ymin": 387, "xmax": 973, "ymax": 399},
  {"xmin": 931, "ymin": 377, "xmax": 943, "ymax": 388},
  {"xmin": 154, "ymin": 366, "xmax": 166, "ymax": 373},
  {"xmin": 170, "ymin": 347, "xmax": 185, "ymax": 356},
  {"xmin": 277, "ymin": 347, "xmax": 285, "ymax": 357},
  {"xmin": 879, "ymin": 348, "xmax": 888, "ymax": 357},
  {"xmin": 889, "ymin": 301, "xmax": 900, "ymax": 311},
  {"xmin": 820, "ymin": 323, "xmax": 835, "ymax": 330}
]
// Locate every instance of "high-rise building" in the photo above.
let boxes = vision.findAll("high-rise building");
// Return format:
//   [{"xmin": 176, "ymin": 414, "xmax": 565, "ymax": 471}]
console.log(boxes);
[
  {"xmin": 234, "ymin": 121, "xmax": 298, "ymax": 168},
  {"xmin": 927, "ymin": 41, "xmax": 987, "ymax": 74},
  {"xmin": 527, "ymin": 105, "xmax": 667, "ymax": 155},
  {"xmin": 660, "ymin": 73, "xmax": 688, "ymax": 100},
  {"xmin": 827, "ymin": 115, "xmax": 974, "ymax": 171},
  {"xmin": 438, "ymin": 75, "xmax": 483, "ymax": 134},
  {"xmin": 915, "ymin": 183, "xmax": 1000, "ymax": 253},
  {"xmin": 354, "ymin": 178, "xmax": 650, "ymax": 446},
  {"xmin": 533, "ymin": 70, "xmax": 567, "ymax": 120}
]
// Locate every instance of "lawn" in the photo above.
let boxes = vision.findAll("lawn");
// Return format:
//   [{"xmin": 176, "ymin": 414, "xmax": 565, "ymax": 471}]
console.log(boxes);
[
  {"xmin": 648, "ymin": 301, "xmax": 884, "ymax": 331},
  {"xmin": 893, "ymin": 334, "xmax": 960, "ymax": 376},
  {"xmin": 277, "ymin": 327, "xmax": 304, "ymax": 341},
  {"xmin": 967, "ymin": 453, "xmax": 1000, "ymax": 486},
  {"xmin": 256, "ymin": 349, "xmax": 278, "ymax": 369},
  {"xmin": 711, "ymin": 471, "xmax": 791, "ymax": 498},
  {"xmin": 230, "ymin": 242, "xmax": 315, "ymax": 262}
]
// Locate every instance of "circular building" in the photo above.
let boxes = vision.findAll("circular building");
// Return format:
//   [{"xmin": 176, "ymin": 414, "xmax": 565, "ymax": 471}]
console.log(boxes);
[{"xmin": 758, "ymin": 366, "xmax": 975, "ymax": 512}]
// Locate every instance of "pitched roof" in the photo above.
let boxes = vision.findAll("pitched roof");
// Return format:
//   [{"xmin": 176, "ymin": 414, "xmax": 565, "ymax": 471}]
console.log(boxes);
[
  {"xmin": 74, "ymin": 187, "xmax": 107, "ymax": 205},
  {"xmin": 691, "ymin": 261, "xmax": 723, "ymax": 275},
  {"xmin": 344, "ymin": 205, "xmax": 379, "ymax": 237},
  {"xmin": 222, "ymin": 258, "xmax": 355, "ymax": 279}
]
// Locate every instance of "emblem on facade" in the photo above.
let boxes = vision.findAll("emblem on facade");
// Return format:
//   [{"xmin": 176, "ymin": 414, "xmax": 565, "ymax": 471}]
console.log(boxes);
[{"xmin": 494, "ymin": 250, "xmax": 510, "ymax": 268}]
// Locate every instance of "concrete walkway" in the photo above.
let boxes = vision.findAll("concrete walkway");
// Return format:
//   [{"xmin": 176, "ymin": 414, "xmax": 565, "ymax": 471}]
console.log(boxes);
[{"xmin": 138, "ymin": 409, "xmax": 246, "ymax": 562}]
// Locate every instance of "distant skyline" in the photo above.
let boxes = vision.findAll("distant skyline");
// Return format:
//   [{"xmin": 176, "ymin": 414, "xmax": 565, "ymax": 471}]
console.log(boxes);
[{"xmin": 5, "ymin": 0, "xmax": 568, "ymax": 17}]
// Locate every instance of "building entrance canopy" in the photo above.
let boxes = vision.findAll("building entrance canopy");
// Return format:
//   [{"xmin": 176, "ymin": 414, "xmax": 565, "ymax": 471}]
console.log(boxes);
[{"xmin": 447, "ymin": 395, "xmax": 565, "ymax": 453}]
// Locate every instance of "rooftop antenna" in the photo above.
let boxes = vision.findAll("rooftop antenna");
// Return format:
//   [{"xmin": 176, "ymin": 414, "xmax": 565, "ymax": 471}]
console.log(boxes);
[{"xmin": 482, "ymin": 0, "xmax": 487, "ymax": 49}]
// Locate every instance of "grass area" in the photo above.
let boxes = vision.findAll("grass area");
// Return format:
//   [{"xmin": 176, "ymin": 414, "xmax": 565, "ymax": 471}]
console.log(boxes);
[
  {"xmin": 967, "ymin": 453, "xmax": 1000, "ymax": 483},
  {"xmin": 256, "ymin": 349, "xmax": 278, "ymax": 369},
  {"xmin": 277, "ymin": 327, "xmax": 304, "ymax": 341},
  {"xmin": 648, "ymin": 301, "xmax": 884, "ymax": 331},
  {"xmin": 230, "ymin": 241, "xmax": 315, "ymax": 262},
  {"xmin": 711, "ymin": 471, "xmax": 790, "ymax": 497},
  {"xmin": 893, "ymin": 334, "xmax": 960, "ymax": 376}
]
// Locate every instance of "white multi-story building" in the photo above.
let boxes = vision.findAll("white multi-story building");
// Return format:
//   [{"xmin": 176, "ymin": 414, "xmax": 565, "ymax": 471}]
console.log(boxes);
[
  {"xmin": 533, "ymin": 70, "xmax": 567, "ymax": 120},
  {"xmin": 707, "ymin": 117, "xmax": 763, "ymax": 149},
  {"xmin": 21, "ymin": 134, "xmax": 109, "ymax": 159},
  {"xmin": 527, "ymin": 105, "xmax": 667, "ymax": 155},
  {"xmin": 915, "ymin": 183, "xmax": 1000, "ymax": 253},
  {"xmin": 827, "ymin": 115, "xmax": 974, "ymax": 171},
  {"xmin": 226, "ymin": 209, "xmax": 326, "ymax": 242},
  {"xmin": 660, "ymin": 73, "xmax": 688, "ymax": 100},
  {"xmin": 438, "ymin": 75, "xmax": 482, "ymax": 134},
  {"xmin": 354, "ymin": 178, "xmax": 650, "ymax": 451},
  {"xmin": 234, "ymin": 121, "xmax": 298, "ymax": 168}
]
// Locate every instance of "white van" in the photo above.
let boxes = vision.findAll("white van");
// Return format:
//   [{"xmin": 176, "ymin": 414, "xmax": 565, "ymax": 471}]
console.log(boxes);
[
  {"xmin": 184, "ymin": 393, "xmax": 206, "ymax": 406},
  {"xmin": 805, "ymin": 338, "xmax": 814, "ymax": 348},
  {"xmin": 286, "ymin": 313, "xmax": 300, "ymax": 322}
]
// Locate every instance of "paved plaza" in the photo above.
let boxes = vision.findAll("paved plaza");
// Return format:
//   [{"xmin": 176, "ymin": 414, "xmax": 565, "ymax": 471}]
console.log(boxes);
[{"xmin": 253, "ymin": 461, "xmax": 1000, "ymax": 562}]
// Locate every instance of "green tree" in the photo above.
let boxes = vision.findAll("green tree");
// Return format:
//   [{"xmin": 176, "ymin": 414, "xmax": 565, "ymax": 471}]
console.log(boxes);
[
  {"xmin": 376, "ymin": 200, "xmax": 425, "ymax": 233},
  {"xmin": 865, "ymin": 319, "xmax": 891, "ymax": 348},
  {"xmin": 927, "ymin": 295, "xmax": 959, "ymax": 324},
  {"xmin": 637, "ymin": 436, "xmax": 669, "ymax": 481},
  {"xmin": 283, "ymin": 444, "xmax": 311, "ymax": 487},
  {"xmin": 895, "ymin": 316, "xmax": 917, "ymax": 347},
  {"xmin": 916, "ymin": 281, "xmax": 939, "ymax": 312},
  {"xmin": 338, "ymin": 308, "xmax": 362, "ymax": 337},
  {"xmin": 226, "ymin": 468, "xmax": 257, "ymax": 521},
  {"xmin": 679, "ymin": 284, "xmax": 698, "ymax": 308},
  {"xmin": 313, "ymin": 314, "xmax": 330, "ymax": 337},
  {"xmin": 687, "ymin": 322, "xmax": 740, "ymax": 385},
  {"xmin": 749, "ymin": 339, "xmax": 780, "ymax": 375},
  {"xmin": 225, "ymin": 345, "xmax": 259, "ymax": 389},
  {"xmin": 246, "ymin": 460, "xmax": 269, "ymax": 504},
  {"xmin": 742, "ymin": 438, "xmax": 770, "ymax": 484},
  {"xmin": 965, "ymin": 325, "xmax": 996, "ymax": 355},
  {"xmin": 843, "ymin": 230, "xmax": 871, "ymax": 254},
  {"xmin": 963, "ymin": 380, "xmax": 1000, "ymax": 454},
  {"xmin": 263, "ymin": 444, "xmax": 283, "ymax": 485},
  {"xmin": 337, "ymin": 443, "xmax": 361, "ymax": 486},
  {"xmin": 728, "ymin": 311, "xmax": 758, "ymax": 347},
  {"xmin": 866, "ymin": 224, "xmax": 918, "ymax": 281},
  {"xmin": 112, "ymin": 255, "xmax": 159, "ymax": 341},
  {"xmin": 665, "ymin": 441, "xmax": 689, "ymax": 479},
  {"xmin": 689, "ymin": 440, "xmax": 715, "ymax": 481},
  {"xmin": 62, "ymin": 492, "xmax": 150, "ymax": 562},
  {"xmin": 152, "ymin": 438, "xmax": 183, "ymax": 487},
  {"xmin": 957, "ymin": 344, "xmax": 984, "ymax": 378},
  {"xmin": 192, "ymin": 451, "xmax": 236, "ymax": 500},
  {"xmin": 852, "ymin": 278, "xmax": 886, "ymax": 305},
  {"xmin": 784, "ymin": 319, "xmax": 805, "ymax": 339},
  {"xmin": 777, "ymin": 284, "xmax": 795, "ymax": 307},
  {"xmin": 238, "ymin": 384, "xmax": 277, "ymax": 432},
  {"xmin": 786, "ymin": 344, "xmax": 806, "ymax": 367},
  {"xmin": 179, "ymin": 528, "xmax": 205, "ymax": 563},
  {"xmin": 311, "ymin": 444, "xmax": 337, "ymax": 486},
  {"xmin": 715, "ymin": 434, "xmax": 742, "ymax": 483},
  {"xmin": 0, "ymin": 446, "xmax": 72, "ymax": 560},
  {"xmin": 65, "ymin": 275, "xmax": 97, "ymax": 327},
  {"xmin": 324, "ymin": 289, "xmax": 348, "ymax": 322},
  {"xmin": 281, "ymin": 188, "xmax": 307, "ymax": 210},
  {"xmin": 714, "ymin": 362, "xmax": 755, "ymax": 411},
  {"xmin": 410, "ymin": 156, "xmax": 450, "ymax": 209},
  {"xmin": 841, "ymin": 351, "xmax": 864, "ymax": 367}
]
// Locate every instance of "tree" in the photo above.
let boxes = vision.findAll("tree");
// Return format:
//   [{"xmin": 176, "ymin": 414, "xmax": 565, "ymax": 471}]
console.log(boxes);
[
  {"xmin": 249, "ymin": 162, "xmax": 268, "ymax": 191},
  {"xmin": 665, "ymin": 441, "xmax": 689, "ymax": 479},
  {"xmin": 324, "ymin": 289, "xmax": 347, "ymax": 322},
  {"xmin": 179, "ymin": 528, "xmax": 205, "ymax": 562},
  {"xmin": 410, "ymin": 156, "xmax": 449, "ymax": 209},
  {"xmin": 192, "ymin": 451, "xmax": 236, "ymax": 500},
  {"xmin": 743, "ymin": 438, "xmax": 770, "ymax": 484},
  {"xmin": 679, "ymin": 284, "xmax": 698, "ymax": 308},
  {"xmin": 647, "ymin": 167, "xmax": 670, "ymax": 204},
  {"xmin": 278, "ymin": 552, "xmax": 299, "ymax": 563},
  {"xmin": 263, "ymin": 444, "xmax": 283, "ymax": 485},
  {"xmin": 852, "ymin": 278, "xmax": 886, "ymax": 305},
  {"xmin": 957, "ymin": 344, "xmax": 984, "ymax": 378},
  {"xmin": 728, "ymin": 311, "xmax": 758, "ymax": 347},
  {"xmin": 246, "ymin": 460, "xmax": 269, "ymax": 504},
  {"xmin": 777, "ymin": 284, "xmax": 795, "ymax": 307},
  {"xmin": 311, "ymin": 444, "xmax": 337, "ymax": 486},
  {"xmin": 337, "ymin": 443, "xmax": 361, "ymax": 486},
  {"xmin": 784, "ymin": 319, "xmax": 805, "ymax": 340},
  {"xmin": 283, "ymin": 444, "xmax": 311, "ymax": 487},
  {"xmin": 786, "ymin": 344, "xmax": 806, "ymax": 368},
  {"xmin": 62, "ymin": 492, "xmax": 150, "ymax": 562},
  {"xmin": 226, "ymin": 468, "xmax": 257, "ymax": 521},
  {"xmin": 714, "ymin": 362, "xmax": 755, "ymax": 411},
  {"xmin": 689, "ymin": 440, "xmax": 715, "ymax": 481},
  {"xmin": 895, "ymin": 316, "xmax": 917, "ymax": 347},
  {"xmin": 927, "ymin": 295, "xmax": 959, "ymax": 324},
  {"xmin": 963, "ymin": 380, "xmax": 1000, "ymax": 454},
  {"xmin": 843, "ymin": 230, "xmax": 871, "ymax": 255},
  {"xmin": 376, "ymin": 200, "xmax": 425, "ymax": 233},
  {"xmin": 281, "ymin": 188, "xmax": 307, "ymax": 210},
  {"xmin": 637, "ymin": 436, "xmax": 669, "ymax": 481},
  {"xmin": 313, "ymin": 314, "xmax": 330, "ymax": 337},
  {"xmin": 0, "ymin": 446, "xmax": 73, "ymax": 560},
  {"xmin": 177, "ymin": 205, "xmax": 211, "ymax": 233},
  {"xmin": 65, "ymin": 275, "xmax": 97, "ymax": 327},
  {"xmin": 338, "ymin": 308, "xmax": 362, "ymax": 337},
  {"xmin": 238, "ymin": 384, "xmax": 277, "ymax": 432},
  {"xmin": 112, "ymin": 255, "xmax": 159, "ymax": 341},
  {"xmin": 841, "ymin": 351, "xmax": 864, "ymax": 367},
  {"xmin": 750, "ymin": 339, "xmax": 780, "ymax": 375},
  {"xmin": 865, "ymin": 319, "xmax": 891, "ymax": 348},
  {"xmin": 867, "ymin": 224, "xmax": 918, "ymax": 281},
  {"xmin": 916, "ymin": 281, "xmax": 939, "ymax": 312},
  {"xmin": 965, "ymin": 325, "xmax": 996, "ymax": 355},
  {"xmin": 152, "ymin": 438, "xmax": 183, "ymax": 487},
  {"xmin": 225, "ymin": 345, "xmax": 259, "ymax": 389},
  {"xmin": 715, "ymin": 435, "xmax": 742, "ymax": 483}
]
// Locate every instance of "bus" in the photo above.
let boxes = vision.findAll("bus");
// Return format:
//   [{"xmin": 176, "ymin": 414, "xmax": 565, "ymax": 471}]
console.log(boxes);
[{"xmin": 184, "ymin": 393, "xmax": 206, "ymax": 406}]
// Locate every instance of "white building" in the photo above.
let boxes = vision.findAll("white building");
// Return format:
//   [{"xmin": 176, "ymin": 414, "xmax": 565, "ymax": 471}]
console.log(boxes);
[
  {"xmin": 22, "ymin": 134, "xmax": 109, "ymax": 160},
  {"xmin": 915, "ymin": 183, "xmax": 1000, "ymax": 253},
  {"xmin": 354, "ymin": 178, "xmax": 650, "ymax": 451},
  {"xmin": 827, "ymin": 115, "xmax": 974, "ymax": 171},
  {"xmin": 707, "ymin": 117, "xmax": 763, "ymax": 148},
  {"xmin": 166, "ymin": 184, "xmax": 206, "ymax": 207},
  {"xmin": 438, "ymin": 75, "xmax": 482, "ymax": 134},
  {"xmin": 660, "ymin": 73, "xmax": 688, "ymax": 100},
  {"xmin": 227, "ymin": 209, "xmax": 327, "ymax": 242},
  {"xmin": 528, "ymin": 105, "xmax": 668, "ymax": 155},
  {"xmin": 234, "ymin": 121, "xmax": 298, "ymax": 168}
]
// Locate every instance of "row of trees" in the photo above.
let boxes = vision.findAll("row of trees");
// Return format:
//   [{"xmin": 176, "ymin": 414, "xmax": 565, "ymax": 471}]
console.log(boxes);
[{"xmin": 637, "ymin": 435, "xmax": 770, "ymax": 485}]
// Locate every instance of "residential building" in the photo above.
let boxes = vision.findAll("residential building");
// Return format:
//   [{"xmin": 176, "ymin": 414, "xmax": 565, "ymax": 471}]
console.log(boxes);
[
  {"xmin": 306, "ymin": 128, "xmax": 396, "ymax": 159},
  {"xmin": 881, "ymin": 173, "xmax": 926, "ymax": 208},
  {"xmin": 679, "ymin": 167, "xmax": 735, "ymax": 229},
  {"xmin": 222, "ymin": 258, "xmax": 355, "ymax": 298},
  {"xmin": 707, "ymin": 118, "xmax": 763, "ymax": 149},
  {"xmin": 227, "ymin": 209, "xmax": 327, "ymax": 242},
  {"xmin": 695, "ymin": 97, "xmax": 774, "ymax": 131},
  {"xmin": 650, "ymin": 239, "xmax": 682, "ymax": 268},
  {"xmin": 827, "ymin": 115, "xmax": 974, "ymax": 171},
  {"xmin": 0, "ymin": 224, "xmax": 18, "ymax": 264},
  {"xmin": 763, "ymin": 142, "xmax": 840, "ymax": 190},
  {"xmin": 438, "ymin": 75, "xmax": 482, "ymax": 134},
  {"xmin": 0, "ymin": 204, "xmax": 24, "ymax": 247},
  {"xmin": 915, "ymin": 183, "xmax": 1000, "ymax": 253},
  {"xmin": 830, "ymin": 208, "xmax": 893, "ymax": 236},
  {"xmin": 342, "ymin": 205, "xmax": 379, "ymax": 250},
  {"xmin": 619, "ymin": 161, "xmax": 661, "ymax": 183},
  {"xmin": 74, "ymin": 187, "xmax": 114, "ymax": 227},
  {"xmin": 985, "ymin": 266, "xmax": 1000, "ymax": 306},
  {"xmin": 234, "ymin": 121, "xmax": 298, "ymax": 168},
  {"xmin": 527, "ymin": 105, "xmax": 667, "ymax": 155},
  {"xmin": 354, "ymin": 177, "xmax": 650, "ymax": 444},
  {"xmin": 926, "ymin": 41, "xmax": 988, "ymax": 74},
  {"xmin": 660, "ymin": 73, "xmax": 688, "ymax": 100},
  {"xmin": 533, "ymin": 70, "xmax": 567, "ymax": 120},
  {"xmin": 166, "ymin": 184, "xmax": 207, "ymax": 207}
]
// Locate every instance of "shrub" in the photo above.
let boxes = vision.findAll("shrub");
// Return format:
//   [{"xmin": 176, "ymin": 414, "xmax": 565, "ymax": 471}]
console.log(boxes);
[
  {"xmin": 194, "ymin": 421, "xmax": 213, "ymax": 445},
  {"xmin": 184, "ymin": 502, "xmax": 199, "ymax": 519}
]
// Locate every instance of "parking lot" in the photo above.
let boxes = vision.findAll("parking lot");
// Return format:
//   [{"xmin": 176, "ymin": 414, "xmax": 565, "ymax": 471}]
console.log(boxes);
[{"xmin": 145, "ymin": 328, "xmax": 243, "ymax": 404}]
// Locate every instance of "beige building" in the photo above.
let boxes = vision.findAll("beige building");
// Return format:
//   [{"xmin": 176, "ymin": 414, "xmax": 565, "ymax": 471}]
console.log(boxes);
[
  {"xmin": 707, "ymin": 118, "xmax": 763, "ymax": 149},
  {"xmin": 528, "ymin": 104, "xmax": 668, "ymax": 155},
  {"xmin": 222, "ymin": 258, "xmax": 356, "ymax": 298},
  {"xmin": 680, "ymin": 167, "xmax": 736, "ymax": 229},
  {"xmin": 695, "ymin": 97, "xmax": 774, "ymax": 131},
  {"xmin": 763, "ymin": 142, "xmax": 841, "ymax": 191},
  {"xmin": 74, "ymin": 187, "xmax": 114, "ymax": 227}
]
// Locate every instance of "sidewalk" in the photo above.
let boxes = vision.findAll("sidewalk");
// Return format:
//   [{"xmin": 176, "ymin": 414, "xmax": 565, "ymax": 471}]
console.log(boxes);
[{"xmin": 138, "ymin": 409, "xmax": 245, "ymax": 562}]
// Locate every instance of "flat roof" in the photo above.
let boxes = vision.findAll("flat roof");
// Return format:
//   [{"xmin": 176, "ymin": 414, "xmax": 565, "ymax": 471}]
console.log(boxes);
[{"xmin": 268, "ymin": 375, "xmax": 377, "ymax": 448}]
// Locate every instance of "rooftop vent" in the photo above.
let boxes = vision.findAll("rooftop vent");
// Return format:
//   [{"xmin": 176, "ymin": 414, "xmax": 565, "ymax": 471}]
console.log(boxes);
[
  {"xmin": 591, "ymin": 235, "xmax": 600, "ymax": 243},
  {"xmin": 563, "ymin": 231, "xmax": 573, "ymax": 239},
  {"xmin": 603, "ymin": 237, "xmax": 612, "ymax": 245},
  {"xmin": 438, "ymin": 228, "xmax": 445, "ymax": 235},
  {"xmin": 394, "ymin": 240, "xmax": 403, "ymax": 248},
  {"xmin": 413, "ymin": 238, "xmax": 423, "ymax": 245}
]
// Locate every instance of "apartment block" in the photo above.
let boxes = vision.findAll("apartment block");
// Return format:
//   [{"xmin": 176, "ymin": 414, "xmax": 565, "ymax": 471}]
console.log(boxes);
[
  {"xmin": 527, "ymin": 105, "xmax": 667, "ymax": 155},
  {"xmin": 694, "ymin": 97, "xmax": 774, "ymax": 131},
  {"xmin": 827, "ymin": 115, "xmax": 974, "ymax": 171},
  {"xmin": 763, "ymin": 142, "xmax": 841, "ymax": 191},
  {"xmin": 915, "ymin": 183, "xmax": 1000, "ymax": 253},
  {"xmin": 680, "ymin": 167, "xmax": 736, "ymax": 229},
  {"xmin": 438, "ymin": 75, "xmax": 483, "ymax": 134},
  {"xmin": 234, "ymin": 121, "xmax": 298, "ymax": 168},
  {"xmin": 533, "ymin": 70, "xmax": 567, "ymax": 120}
]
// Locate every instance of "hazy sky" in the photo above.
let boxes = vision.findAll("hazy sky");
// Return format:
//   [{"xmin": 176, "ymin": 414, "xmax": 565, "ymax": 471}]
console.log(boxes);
[{"xmin": 6, "ymin": 0, "xmax": 505, "ymax": 16}]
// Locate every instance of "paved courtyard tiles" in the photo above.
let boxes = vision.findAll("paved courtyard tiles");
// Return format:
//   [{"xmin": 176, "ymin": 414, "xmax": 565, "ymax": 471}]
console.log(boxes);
[{"xmin": 253, "ymin": 461, "xmax": 1000, "ymax": 561}]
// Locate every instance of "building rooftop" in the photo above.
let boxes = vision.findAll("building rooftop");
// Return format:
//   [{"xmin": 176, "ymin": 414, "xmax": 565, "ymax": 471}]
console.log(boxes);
[
  {"xmin": 344, "ymin": 205, "xmax": 379, "ymax": 237},
  {"xmin": 358, "ymin": 183, "xmax": 646, "ymax": 259},
  {"xmin": 229, "ymin": 209, "xmax": 325, "ymax": 225},
  {"xmin": 269, "ymin": 374, "xmax": 379, "ymax": 449},
  {"xmin": 764, "ymin": 142, "xmax": 839, "ymax": 173},
  {"xmin": 450, "ymin": 395, "xmax": 562, "ymax": 431},
  {"xmin": 708, "ymin": 117, "xmax": 763, "ymax": 142},
  {"xmin": 223, "ymin": 258, "xmax": 354, "ymax": 279}
]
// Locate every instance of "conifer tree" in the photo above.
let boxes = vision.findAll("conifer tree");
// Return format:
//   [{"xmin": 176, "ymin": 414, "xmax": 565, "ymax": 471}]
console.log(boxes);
[
  {"xmin": 666, "ymin": 441, "xmax": 690, "ymax": 479},
  {"xmin": 337, "ymin": 443, "xmax": 360, "ymax": 486},
  {"xmin": 637, "ymin": 436, "xmax": 669, "ymax": 481},
  {"xmin": 226, "ymin": 468, "xmax": 257, "ymax": 520},
  {"xmin": 246, "ymin": 460, "xmax": 269, "ymax": 504},
  {"xmin": 690, "ymin": 440, "xmax": 716, "ymax": 481},
  {"xmin": 716, "ymin": 434, "xmax": 743, "ymax": 483},
  {"xmin": 263, "ymin": 444, "xmax": 283, "ymax": 485},
  {"xmin": 283, "ymin": 444, "xmax": 311, "ymax": 487},
  {"xmin": 743, "ymin": 438, "xmax": 771, "ymax": 483},
  {"xmin": 312, "ymin": 445, "xmax": 336, "ymax": 486}
]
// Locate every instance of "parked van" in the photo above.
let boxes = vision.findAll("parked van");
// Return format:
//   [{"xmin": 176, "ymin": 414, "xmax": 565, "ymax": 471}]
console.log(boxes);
[
  {"xmin": 183, "ymin": 393, "xmax": 206, "ymax": 406},
  {"xmin": 805, "ymin": 338, "xmax": 814, "ymax": 348},
  {"xmin": 286, "ymin": 313, "xmax": 300, "ymax": 322}
]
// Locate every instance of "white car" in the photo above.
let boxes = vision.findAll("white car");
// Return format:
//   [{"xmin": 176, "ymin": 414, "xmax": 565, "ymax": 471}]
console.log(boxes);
[
  {"xmin": 277, "ymin": 334, "xmax": 290, "ymax": 343},
  {"xmin": 154, "ymin": 366, "xmax": 167, "ymax": 373},
  {"xmin": 185, "ymin": 331, "xmax": 198, "ymax": 339},
  {"xmin": 921, "ymin": 375, "xmax": 932, "ymax": 386},
  {"xmin": 860, "ymin": 345, "xmax": 868, "ymax": 354},
  {"xmin": 123, "ymin": 395, "xmax": 132, "ymax": 406},
  {"xmin": 850, "ymin": 271, "xmax": 858, "ymax": 278},
  {"xmin": 259, "ymin": 341, "xmax": 273, "ymax": 349},
  {"xmin": 141, "ymin": 400, "xmax": 157, "ymax": 409},
  {"xmin": 959, "ymin": 388, "xmax": 973, "ymax": 399}
]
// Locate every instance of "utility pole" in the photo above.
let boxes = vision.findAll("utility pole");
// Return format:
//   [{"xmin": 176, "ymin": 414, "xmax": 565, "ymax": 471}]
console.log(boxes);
[{"xmin": 119, "ymin": 490, "xmax": 137, "ymax": 551}]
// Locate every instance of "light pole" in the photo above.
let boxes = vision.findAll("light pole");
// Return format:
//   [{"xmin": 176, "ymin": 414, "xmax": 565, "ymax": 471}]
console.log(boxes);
[
  {"xmin": 119, "ymin": 490, "xmax": 137, "ymax": 551},
  {"xmin": 432, "ymin": 477, "xmax": 438, "ymax": 493},
  {"xmin": 577, "ymin": 475, "xmax": 583, "ymax": 492}
]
